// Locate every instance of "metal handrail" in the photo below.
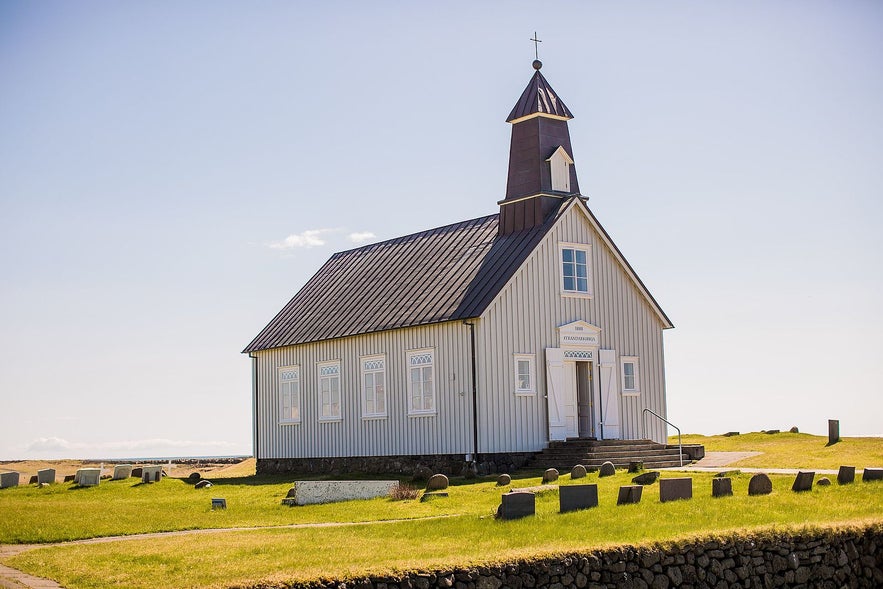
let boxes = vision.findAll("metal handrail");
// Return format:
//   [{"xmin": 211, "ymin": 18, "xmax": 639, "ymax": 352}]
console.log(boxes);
[{"xmin": 642, "ymin": 408, "xmax": 683, "ymax": 467}]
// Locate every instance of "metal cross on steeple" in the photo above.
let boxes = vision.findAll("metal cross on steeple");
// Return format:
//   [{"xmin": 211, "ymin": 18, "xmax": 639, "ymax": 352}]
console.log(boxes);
[{"xmin": 530, "ymin": 32, "xmax": 542, "ymax": 60}]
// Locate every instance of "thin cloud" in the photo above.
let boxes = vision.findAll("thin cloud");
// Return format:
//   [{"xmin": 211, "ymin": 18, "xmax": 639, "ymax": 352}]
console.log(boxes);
[
  {"xmin": 348, "ymin": 231, "xmax": 377, "ymax": 244},
  {"xmin": 268, "ymin": 228, "xmax": 337, "ymax": 250},
  {"xmin": 25, "ymin": 437, "xmax": 239, "ymax": 453}
]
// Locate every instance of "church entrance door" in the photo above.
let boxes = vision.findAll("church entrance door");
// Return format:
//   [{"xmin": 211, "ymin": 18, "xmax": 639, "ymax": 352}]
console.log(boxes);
[{"xmin": 576, "ymin": 361, "xmax": 594, "ymax": 438}]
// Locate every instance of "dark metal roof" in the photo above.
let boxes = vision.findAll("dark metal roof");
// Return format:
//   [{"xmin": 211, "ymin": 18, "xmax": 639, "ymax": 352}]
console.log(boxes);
[
  {"xmin": 243, "ymin": 213, "xmax": 555, "ymax": 353},
  {"xmin": 506, "ymin": 70, "xmax": 574, "ymax": 122}
]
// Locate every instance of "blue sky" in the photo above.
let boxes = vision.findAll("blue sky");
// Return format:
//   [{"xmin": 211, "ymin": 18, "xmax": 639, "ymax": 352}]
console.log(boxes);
[{"xmin": 1, "ymin": 1, "xmax": 881, "ymax": 459}]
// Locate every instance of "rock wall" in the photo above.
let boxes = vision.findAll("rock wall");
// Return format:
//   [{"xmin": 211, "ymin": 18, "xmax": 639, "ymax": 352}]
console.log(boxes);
[
  {"xmin": 277, "ymin": 524, "xmax": 883, "ymax": 589},
  {"xmin": 257, "ymin": 453, "xmax": 535, "ymax": 477}
]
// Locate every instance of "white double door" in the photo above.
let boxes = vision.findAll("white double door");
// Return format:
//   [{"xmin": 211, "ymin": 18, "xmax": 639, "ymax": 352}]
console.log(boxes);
[{"xmin": 545, "ymin": 347, "xmax": 621, "ymax": 441}]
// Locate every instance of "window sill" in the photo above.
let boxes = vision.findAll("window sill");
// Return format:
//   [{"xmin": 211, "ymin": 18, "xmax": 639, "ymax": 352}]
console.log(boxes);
[
  {"xmin": 408, "ymin": 411, "xmax": 437, "ymax": 418},
  {"xmin": 561, "ymin": 290, "xmax": 594, "ymax": 300},
  {"xmin": 318, "ymin": 417, "xmax": 342, "ymax": 423},
  {"xmin": 622, "ymin": 391, "xmax": 641, "ymax": 397},
  {"xmin": 515, "ymin": 390, "xmax": 536, "ymax": 397},
  {"xmin": 279, "ymin": 420, "xmax": 301, "ymax": 426},
  {"xmin": 362, "ymin": 414, "xmax": 388, "ymax": 421}
]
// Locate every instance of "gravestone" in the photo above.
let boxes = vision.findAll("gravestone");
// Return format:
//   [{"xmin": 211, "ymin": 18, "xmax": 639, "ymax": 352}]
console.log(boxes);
[
  {"xmin": 632, "ymin": 471, "xmax": 660, "ymax": 485},
  {"xmin": 496, "ymin": 474, "xmax": 511, "ymax": 486},
  {"xmin": 559, "ymin": 484, "xmax": 598, "ymax": 513},
  {"xmin": 837, "ymin": 466, "xmax": 855, "ymax": 485},
  {"xmin": 0, "ymin": 472, "xmax": 20, "ymax": 488},
  {"xmin": 499, "ymin": 491, "xmax": 535, "ymax": 519},
  {"xmin": 426, "ymin": 473, "xmax": 449, "ymax": 491},
  {"xmin": 420, "ymin": 492, "xmax": 448, "ymax": 502},
  {"xmin": 28, "ymin": 475, "xmax": 38, "ymax": 485},
  {"xmin": 617, "ymin": 485, "xmax": 642, "ymax": 505},
  {"xmin": 195, "ymin": 480, "xmax": 212, "ymax": 489},
  {"xmin": 791, "ymin": 471, "xmax": 815, "ymax": 492},
  {"xmin": 570, "ymin": 465, "xmax": 587, "ymax": 480},
  {"xmin": 712, "ymin": 477, "xmax": 733, "ymax": 497},
  {"xmin": 112, "ymin": 465, "xmax": 133, "ymax": 480},
  {"xmin": 862, "ymin": 468, "xmax": 883, "ymax": 482},
  {"xmin": 660, "ymin": 478, "xmax": 693, "ymax": 502},
  {"xmin": 599, "ymin": 461, "xmax": 616, "ymax": 477},
  {"xmin": 141, "ymin": 465, "xmax": 163, "ymax": 483},
  {"xmin": 628, "ymin": 461, "xmax": 644, "ymax": 473},
  {"xmin": 63, "ymin": 474, "xmax": 75, "ymax": 483},
  {"xmin": 542, "ymin": 468, "xmax": 559, "ymax": 483},
  {"xmin": 76, "ymin": 468, "xmax": 101, "ymax": 486},
  {"xmin": 211, "ymin": 498, "xmax": 226, "ymax": 510},
  {"xmin": 748, "ymin": 473, "xmax": 773, "ymax": 496},
  {"xmin": 37, "ymin": 469, "xmax": 55, "ymax": 485},
  {"xmin": 131, "ymin": 467, "xmax": 143, "ymax": 478},
  {"xmin": 828, "ymin": 419, "xmax": 840, "ymax": 445},
  {"xmin": 187, "ymin": 472, "xmax": 201, "ymax": 483},
  {"xmin": 291, "ymin": 480, "xmax": 398, "ymax": 505},
  {"xmin": 817, "ymin": 477, "xmax": 831, "ymax": 486}
]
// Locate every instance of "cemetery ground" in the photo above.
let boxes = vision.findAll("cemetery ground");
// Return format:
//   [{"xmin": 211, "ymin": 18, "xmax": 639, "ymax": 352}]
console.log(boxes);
[{"xmin": 1, "ymin": 434, "xmax": 881, "ymax": 589}]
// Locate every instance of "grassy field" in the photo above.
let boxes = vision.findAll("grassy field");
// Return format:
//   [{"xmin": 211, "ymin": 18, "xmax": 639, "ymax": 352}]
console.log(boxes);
[
  {"xmin": 2, "ymin": 469, "xmax": 883, "ymax": 589},
  {"xmin": 674, "ymin": 431, "xmax": 883, "ymax": 469}
]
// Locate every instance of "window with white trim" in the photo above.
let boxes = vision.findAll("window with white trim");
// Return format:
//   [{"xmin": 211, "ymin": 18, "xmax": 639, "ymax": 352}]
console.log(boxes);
[
  {"xmin": 514, "ymin": 354, "xmax": 536, "ymax": 395},
  {"xmin": 361, "ymin": 355, "xmax": 387, "ymax": 418},
  {"xmin": 621, "ymin": 356, "xmax": 640, "ymax": 395},
  {"xmin": 317, "ymin": 361, "xmax": 341, "ymax": 420},
  {"xmin": 560, "ymin": 243, "xmax": 592, "ymax": 296},
  {"xmin": 407, "ymin": 348, "xmax": 435, "ymax": 415},
  {"xmin": 278, "ymin": 366, "xmax": 301, "ymax": 424}
]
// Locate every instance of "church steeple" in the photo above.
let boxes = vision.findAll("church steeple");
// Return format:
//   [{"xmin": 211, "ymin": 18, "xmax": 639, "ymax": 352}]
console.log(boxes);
[{"xmin": 499, "ymin": 60, "xmax": 581, "ymax": 235}]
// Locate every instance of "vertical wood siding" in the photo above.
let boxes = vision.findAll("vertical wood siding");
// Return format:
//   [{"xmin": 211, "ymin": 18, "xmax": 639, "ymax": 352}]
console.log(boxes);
[
  {"xmin": 254, "ymin": 322, "xmax": 473, "ymax": 459},
  {"xmin": 477, "ymin": 204, "xmax": 669, "ymax": 452}
]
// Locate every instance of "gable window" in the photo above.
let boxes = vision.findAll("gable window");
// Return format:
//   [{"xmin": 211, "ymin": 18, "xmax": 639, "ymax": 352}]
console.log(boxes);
[
  {"xmin": 621, "ymin": 356, "xmax": 640, "ymax": 396},
  {"xmin": 407, "ymin": 348, "xmax": 435, "ymax": 415},
  {"xmin": 560, "ymin": 243, "xmax": 592, "ymax": 297},
  {"xmin": 317, "ymin": 361, "xmax": 341, "ymax": 421},
  {"xmin": 361, "ymin": 355, "xmax": 387, "ymax": 418},
  {"xmin": 278, "ymin": 366, "xmax": 301, "ymax": 424},
  {"xmin": 514, "ymin": 354, "xmax": 536, "ymax": 395}
]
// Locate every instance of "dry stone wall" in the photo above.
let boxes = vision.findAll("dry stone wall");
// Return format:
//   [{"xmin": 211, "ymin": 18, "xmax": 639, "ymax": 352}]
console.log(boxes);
[{"xmin": 279, "ymin": 524, "xmax": 883, "ymax": 589}]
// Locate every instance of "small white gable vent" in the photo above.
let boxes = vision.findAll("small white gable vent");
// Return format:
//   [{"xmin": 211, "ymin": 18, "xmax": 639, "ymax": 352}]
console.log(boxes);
[{"xmin": 547, "ymin": 145, "xmax": 574, "ymax": 193}]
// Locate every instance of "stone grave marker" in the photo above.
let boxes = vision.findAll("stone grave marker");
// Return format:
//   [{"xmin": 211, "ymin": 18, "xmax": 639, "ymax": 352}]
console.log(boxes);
[
  {"xmin": 542, "ymin": 468, "xmax": 559, "ymax": 483},
  {"xmin": 496, "ymin": 474, "xmax": 511, "ymax": 486},
  {"xmin": 862, "ymin": 468, "xmax": 883, "ymax": 482},
  {"xmin": 211, "ymin": 498, "xmax": 226, "ymax": 510},
  {"xmin": 791, "ymin": 471, "xmax": 815, "ymax": 492},
  {"xmin": 63, "ymin": 474, "xmax": 75, "ymax": 483},
  {"xmin": 712, "ymin": 477, "xmax": 733, "ymax": 497},
  {"xmin": 499, "ymin": 491, "xmax": 535, "ymax": 519},
  {"xmin": 559, "ymin": 484, "xmax": 598, "ymax": 513},
  {"xmin": 112, "ymin": 465, "xmax": 133, "ymax": 480},
  {"xmin": 420, "ymin": 492, "xmax": 448, "ymax": 502},
  {"xmin": 187, "ymin": 472, "xmax": 201, "ymax": 483},
  {"xmin": 131, "ymin": 467, "xmax": 143, "ymax": 478},
  {"xmin": 426, "ymin": 473, "xmax": 449, "ymax": 491},
  {"xmin": 617, "ymin": 485, "xmax": 642, "ymax": 505},
  {"xmin": 570, "ymin": 464, "xmax": 587, "ymax": 479},
  {"xmin": 631, "ymin": 471, "xmax": 660, "ymax": 485},
  {"xmin": 0, "ymin": 472, "xmax": 20, "ymax": 488},
  {"xmin": 817, "ymin": 477, "xmax": 831, "ymax": 486},
  {"xmin": 628, "ymin": 461, "xmax": 643, "ymax": 473},
  {"xmin": 828, "ymin": 419, "xmax": 840, "ymax": 445},
  {"xmin": 141, "ymin": 465, "xmax": 163, "ymax": 484},
  {"xmin": 195, "ymin": 480, "xmax": 212, "ymax": 489},
  {"xmin": 37, "ymin": 469, "xmax": 55, "ymax": 485},
  {"xmin": 660, "ymin": 478, "xmax": 693, "ymax": 503},
  {"xmin": 28, "ymin": 475, "xmax": 38, "ymax": 485},
  {"xmin": 748, "ymin": 473, "xmax": 773, "ymax": 496},
  {"xmin": 76, "ymin": 468, "xmax": 101, "ymax": 486},
  {"xmin": 599, "ymin": 461, "xmax": 616, "ymax": 477},
  {"xmin": 837, "ymin": 466, "xmax": 855, "ymax": 485}
]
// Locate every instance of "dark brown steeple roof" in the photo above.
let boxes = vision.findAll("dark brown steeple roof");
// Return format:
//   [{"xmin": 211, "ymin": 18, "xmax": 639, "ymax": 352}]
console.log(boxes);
[{"xmin": 506, "ymin": 69, "xmax": 574, "ymax": 123}]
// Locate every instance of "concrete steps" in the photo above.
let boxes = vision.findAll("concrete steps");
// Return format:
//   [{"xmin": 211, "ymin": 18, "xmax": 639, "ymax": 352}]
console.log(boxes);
[{"xmin": 527, "ymin": 439, "xmax": 689, "ymax": 471}]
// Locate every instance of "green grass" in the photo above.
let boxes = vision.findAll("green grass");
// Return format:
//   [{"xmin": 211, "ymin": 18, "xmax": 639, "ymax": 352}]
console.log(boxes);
[
  {"xmin": 3, "ymin": 471, "xmax": 883, "ymax": 589},
  {"xmin": 673, "ymin": 432, "xmax": 883, "ymax": 469}
]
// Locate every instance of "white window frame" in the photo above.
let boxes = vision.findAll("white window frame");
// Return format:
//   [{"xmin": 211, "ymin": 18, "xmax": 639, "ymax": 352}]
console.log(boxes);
[
  {"xmin": 407, "ymin": 348, "xmax": 436, "ymax": 416},
  {"xmin": 278, "ymin": 365, "xmax": 301, "ymax": 425},
  {"xmin": 559, "ymin": 242, "xmax": 593, "ymax": 298},
  {"xmin": 360, "ymin": 354, "xmax": 387, "ymax": 419},
  {"xmin": 621, "ymin": 356, "xmax": 640, "ymax": 396},
  {"xmin": 513, "ymin": 353, "xmax": 536, "ymax": 395},
  {"xmin": 317, "ymin": 360, "xmax": 342, "ymax": 422}
]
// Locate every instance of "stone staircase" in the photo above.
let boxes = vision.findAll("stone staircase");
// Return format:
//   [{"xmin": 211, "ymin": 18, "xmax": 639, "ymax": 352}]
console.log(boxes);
[{"xmin": 526, "ymin": 439, "xmax": 690, "ymax": 471}]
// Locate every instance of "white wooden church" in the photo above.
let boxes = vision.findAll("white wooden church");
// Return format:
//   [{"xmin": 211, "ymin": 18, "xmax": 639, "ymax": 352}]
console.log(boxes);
[{"xmin": 244, "ymin": 61, "xmax": 675, "ymax": 475}]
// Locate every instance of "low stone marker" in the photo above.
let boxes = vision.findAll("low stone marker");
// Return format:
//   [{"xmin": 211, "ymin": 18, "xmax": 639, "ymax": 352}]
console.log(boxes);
[
  {"xmin": 195, "ymin": 480, "xmax": 212, "ymax": 489},
  {"xmin": 28, "ymin": 475, "xmax": 38, "ymax": 485},
  {"xmin": 560, "ymin": 484, "xmax": 598, "ymax": 513},
  {"xmin": 289, "ymin": 480, "xmax": 398, "ymax": 505},
  {"xmin": 76, "ymin": 468, "xmax": 101, "ymax": 486},
  {"xmin": 628, "ymin": 461, "xmax": 643, "ymax": 473},
  {"xmin": 792, "ymin": 471, "xmax": 815, "ymax": 492},
  {"xmin": 570, "ymin": 464, "xmax": 587, "ymax": 479},
  {"xmin": 112, "ymin": 465, "xmax": 133, "ymax": 480},
  {"xmin": 660, "ymin": 478, "xmax": 693, "ymax": 503},
  {"xmin": 617, "ymin": 485, "xmax": 642, "ymax": 505},
  {"xmin": 712, "ymin": 477, "xmax": 733, "ymax": 497},
  {"xmin": 862, "ymin": 468, "xmax": 883, "ymax": 482},
  {"xmin": 748, "ymin": 473, "xmax": 773, "ymax": 496},
  {"xmin": 496, "ymin": 474, "xmax": 511, "ymax": 486},
  {"xmin": 599, "ymin": 461, "xmax": 616, "ymax": 477},
  {"xmin": 420, "ymin": 492, "xmax": 448, "ymax": 502},
  {"xmin": 631, "ymin": 471, "xmax": 660, "ymax": 485},
  {"xmin": 141, "ymin": 465, "xmax": 163, "ymax": 483},
  {"xmin": 37, "ymin": 468, "xmax": 56, "ymax": 485},
  {"xmin": 838, "ymin": 466, "xmax": 855, "ymax": 485},
  {"xmin": 426, "ymin": 473, "xmax": 449, "ymax": 491},
  {"xmin": 187, "ymin": 472, "xmax": 201, "ymax": 483},
  {"xmin": 828, "ymin": 419, "xmax": 840, "ymax": 445},
  {"xmin": 0, "ymin": 472, "xmax": 20, "ymax": 488},
  {"xmin": 211, "ymin": 498, "xmax": 226, "ymax": 510},
  {"xmin": 499, "ymin": 491, "xmax": 535, "ymax": 519},
  {"xmin": 542, "ymin": 468, "xmax": 559, "ymax": 483},
  {"xmin": 131, "ymin": 467, "xmax": 143, "ymax": 478},
  {"xmin": 817, "ymin": 477, "xmax": 831, "ymax": 486},
  {"xmin": 63, "ymin": 474, "xmax": 75, "ymax": 483}
]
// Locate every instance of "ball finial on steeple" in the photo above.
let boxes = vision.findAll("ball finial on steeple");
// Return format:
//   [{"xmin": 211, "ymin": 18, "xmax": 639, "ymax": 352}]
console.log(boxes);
[{"xmin": 532, "ymin": 59, "xmax": 542, "ymax": 70}]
